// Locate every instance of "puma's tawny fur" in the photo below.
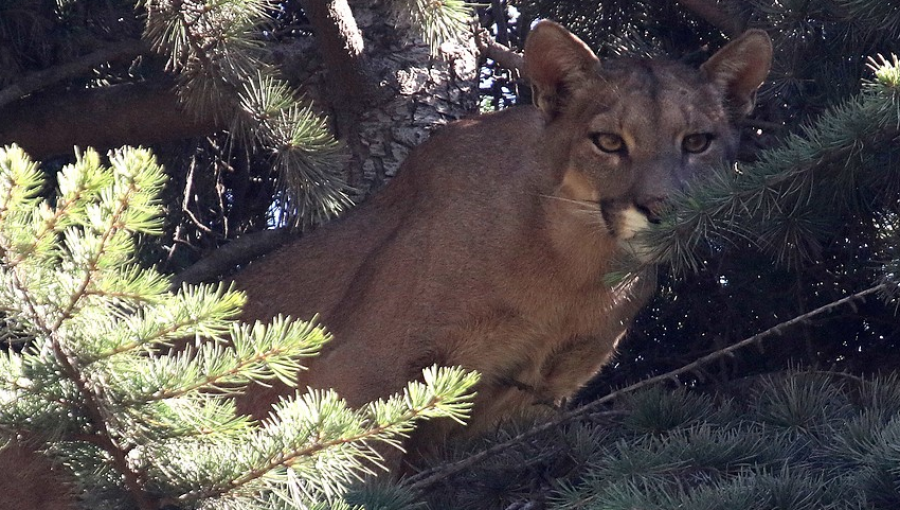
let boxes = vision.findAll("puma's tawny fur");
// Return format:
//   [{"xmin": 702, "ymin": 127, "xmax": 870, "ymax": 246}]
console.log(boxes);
[
  {"xmin": 0, "ymin": 22, "xmax": 773, "ymax": 508},
  {"xmin": 233, "ymin": 21, "xmax": 773, "ymax": 465}
]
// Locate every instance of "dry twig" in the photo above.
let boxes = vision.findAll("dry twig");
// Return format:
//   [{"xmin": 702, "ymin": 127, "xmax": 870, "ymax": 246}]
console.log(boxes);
[{"xmin": 475, "ymin": 25, "xmax": 524, "ymax": 75}]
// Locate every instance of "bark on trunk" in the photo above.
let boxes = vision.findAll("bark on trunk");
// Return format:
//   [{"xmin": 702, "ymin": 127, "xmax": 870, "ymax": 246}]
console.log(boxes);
[{"xmin": 295, "ymin": 0, "xmax": 480, "ymax": 198}]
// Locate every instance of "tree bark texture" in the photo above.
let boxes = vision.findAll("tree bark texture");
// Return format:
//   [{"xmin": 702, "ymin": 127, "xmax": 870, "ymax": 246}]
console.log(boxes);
[
  {"xmin": 174, "ymin": 2, "xmax": 481, "ymax": 282},
  {"xmin": 296, "ymin": 0, "xmax": 480, "ymax": 197}
]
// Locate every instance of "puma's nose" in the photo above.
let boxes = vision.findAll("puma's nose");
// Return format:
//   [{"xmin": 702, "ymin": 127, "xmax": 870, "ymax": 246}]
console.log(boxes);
[{"xmin": 637, "ymin": 196, "xmax": 667, "ymax": 224}]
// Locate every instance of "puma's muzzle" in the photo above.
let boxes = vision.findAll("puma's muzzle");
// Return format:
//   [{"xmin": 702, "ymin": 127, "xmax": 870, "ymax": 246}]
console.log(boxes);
[{"xmin": 599, "ymin": 200, "xmax": 655, "ymax": 262}]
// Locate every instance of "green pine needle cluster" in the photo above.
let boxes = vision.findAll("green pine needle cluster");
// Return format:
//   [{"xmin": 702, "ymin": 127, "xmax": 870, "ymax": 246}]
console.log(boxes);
[
  {"xmin": 141, "ymin": 0, "xmax": 271, "ymax": 113},
  {"xmin": 552, "ymin": 373, "xmax": 900, "ymax": 510},
  {"xmin": 425, "ymin": 372, "xmax": 900, "ymax": 510},
  {"xmin": 141, "ymin": 0, "xmax": 351, "ymax": 229},
  {"xmin": 641, "ymin": 54, "xmax": 900, "ymax": 278},
  {"xmin": 236, "ymin": 72, "xmax": 352, "ymax": 228},
  {"xmin": 392, "ymin": 0, "xmax": 474, "ymax": 54},
  {"xmin": 0, "ymin": 145, "xmax": 478, "ymax": 509}
]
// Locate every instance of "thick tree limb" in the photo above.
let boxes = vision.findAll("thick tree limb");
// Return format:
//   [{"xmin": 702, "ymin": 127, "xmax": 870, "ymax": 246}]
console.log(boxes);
[
  {"xmin": 169, "ymin": 228, "xmax": 297, "ymax": 289},
  {"xmin": 674, "ymin": 0, "xmax": 743, "ymax": 37},
  {"xmin": 298, "ymin": 0, "xmax": 375, "ymax": 189},
  {"xmin": 0, "ymin": 39, "xmax": 149, "ymax": 109},
  {"xmin": 300, "ymin": 0, "xmax": 371, "ymax": 115},
  {"xmin": 0, "ymin": 80, "xmax": 221, "ymax": 159}
]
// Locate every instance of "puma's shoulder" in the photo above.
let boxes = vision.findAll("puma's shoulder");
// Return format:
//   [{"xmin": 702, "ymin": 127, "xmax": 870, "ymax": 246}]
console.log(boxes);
[
  {"xmin": 385, "ymin": 106, "xmax": 550, "ymax": 195},
  {"xmin": 236, "ymin": 106, "xmax": 548, "ymax": 325}
]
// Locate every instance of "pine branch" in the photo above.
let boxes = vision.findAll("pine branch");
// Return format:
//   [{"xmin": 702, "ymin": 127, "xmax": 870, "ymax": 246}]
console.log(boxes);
[
  {"xmin": 159, "ymin": 366, "xmax": 478, "ymax": 506},
  {"xmin": 236, "ymin": 73, "xmax": 352, "ymax": 228},
  {"xmin": 82, "ymin": 282, "xmax": 245, "ymax": 365},
  {"xmin": 48, "ymin": 320, "xmax": 160, "ymax": 510},
  {"xmin": 129, "ymin": 316, "xmax": 329, "ymax": 404},
  {"xmin": 403, "ymin": 283, "xmax": 888, "ymax": 492},
  {"xmin": 644, "ymin": 68, "xmax": 900, "ymax": 274},
  {"xmin": 141, "ymin": 0, "xmax": 352, "ymax": 228},
  {"xmin": 0, "ymin": 148, "xmax": 169, "ymax": 510},
  {"xmin": 143, "ymin": 0, "xmax": 268, "ymax": 119},
  {"xmin": 392, "ymin": 0, "xmax": 475, "ymax": 55},
  {"xmin": 2, "ymin": 145, "xmax": 471, "ymax": 508}
]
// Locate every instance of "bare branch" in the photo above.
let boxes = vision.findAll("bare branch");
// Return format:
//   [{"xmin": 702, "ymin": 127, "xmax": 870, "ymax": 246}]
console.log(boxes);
[
  {"xmin": 300, "ymin": 0, "xmax": 371, "ymax": 114},
  {"xmin": 0, "ymin": 80, "xmax": 221, "ymax": 159},
  {"xmin": 475, "ymin": 26, "xmax": 524, "ymax": 75},
  {"xmin": 0, "ymin": 39, "xmax": 149, "ymax": 109},
  {"xmin": 404, "ymin": 283, "xmax": 888, "ymax": 491},
  {"xmin": 0, "ymin": 35, "xmax": 330, "ymax": 160}
]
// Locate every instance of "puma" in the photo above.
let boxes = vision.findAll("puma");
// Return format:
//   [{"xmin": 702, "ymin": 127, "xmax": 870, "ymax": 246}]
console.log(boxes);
[
  {"xmin": 0, "ymin": 21, "xmax": 773, "ymax": 508},
  {"xmin": 233, "ymin": 21, "xmax": 773, "ymax": 467}
]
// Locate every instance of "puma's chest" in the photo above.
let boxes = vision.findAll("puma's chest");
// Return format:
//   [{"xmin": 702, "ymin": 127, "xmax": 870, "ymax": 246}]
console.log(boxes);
[{"xmin": 451, "ymin": 274, "xmax": 643, "ymax": 374}]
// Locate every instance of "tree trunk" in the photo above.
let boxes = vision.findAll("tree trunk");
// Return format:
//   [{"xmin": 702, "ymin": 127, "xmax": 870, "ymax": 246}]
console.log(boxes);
[{"xmin": 297, "ymin": 0, "xmax": 480, "ymax": 198}]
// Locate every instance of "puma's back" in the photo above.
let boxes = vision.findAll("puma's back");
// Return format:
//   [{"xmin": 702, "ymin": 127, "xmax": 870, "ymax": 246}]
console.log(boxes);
[{"xmin": 235, "ymin": 21, "xmax": 772, "ymax": 464}]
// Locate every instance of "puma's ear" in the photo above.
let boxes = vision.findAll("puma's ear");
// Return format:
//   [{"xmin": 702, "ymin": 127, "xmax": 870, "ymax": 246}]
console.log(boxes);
[
  {"xmin": 524, "ymin": 20, "xmax": 599, "ymax": 119},
  {"xmin": 701, "ymin": 29, "xmax": 773, "ymax": 117}
]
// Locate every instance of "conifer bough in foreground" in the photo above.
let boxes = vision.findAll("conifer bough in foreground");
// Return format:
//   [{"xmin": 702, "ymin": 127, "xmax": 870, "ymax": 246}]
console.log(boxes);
[{"xmin": 0, "ymin": 144, "xmax": 478, "ymax": 510}]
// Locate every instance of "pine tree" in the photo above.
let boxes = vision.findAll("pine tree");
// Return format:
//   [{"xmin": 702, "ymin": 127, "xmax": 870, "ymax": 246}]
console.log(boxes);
[
  {"xmin": 0, "ymin": 144, "xmax": 478, "ymax": 510},
  {"xmin": 140, "ymin": 0, "xmax": 357, "ymax": 229}
]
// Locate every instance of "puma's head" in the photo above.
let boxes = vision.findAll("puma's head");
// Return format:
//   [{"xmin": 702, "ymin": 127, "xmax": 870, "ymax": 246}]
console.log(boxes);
[{"xmin": 524, "ymin": 21, "xmax": 772, "ymax": 260}]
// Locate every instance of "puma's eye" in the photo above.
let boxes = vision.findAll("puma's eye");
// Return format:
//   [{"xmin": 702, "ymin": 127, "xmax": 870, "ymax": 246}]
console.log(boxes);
[
  {"xmin": 591, "ymin": 133, "xmax": 627, "ymax": 154},
  {"xmin": 682, "ymin": 133, "xmax": 714, "ymax": 154}
]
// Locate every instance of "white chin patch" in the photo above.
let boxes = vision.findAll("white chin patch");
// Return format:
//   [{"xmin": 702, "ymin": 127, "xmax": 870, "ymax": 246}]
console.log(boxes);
[
  {"xmin": 618, "ymin": 207, "xmax": 650, "ymax": 240},
  {"xmin": 617, "ymin": 207, "xmax": 653, "ymax": 263}
]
